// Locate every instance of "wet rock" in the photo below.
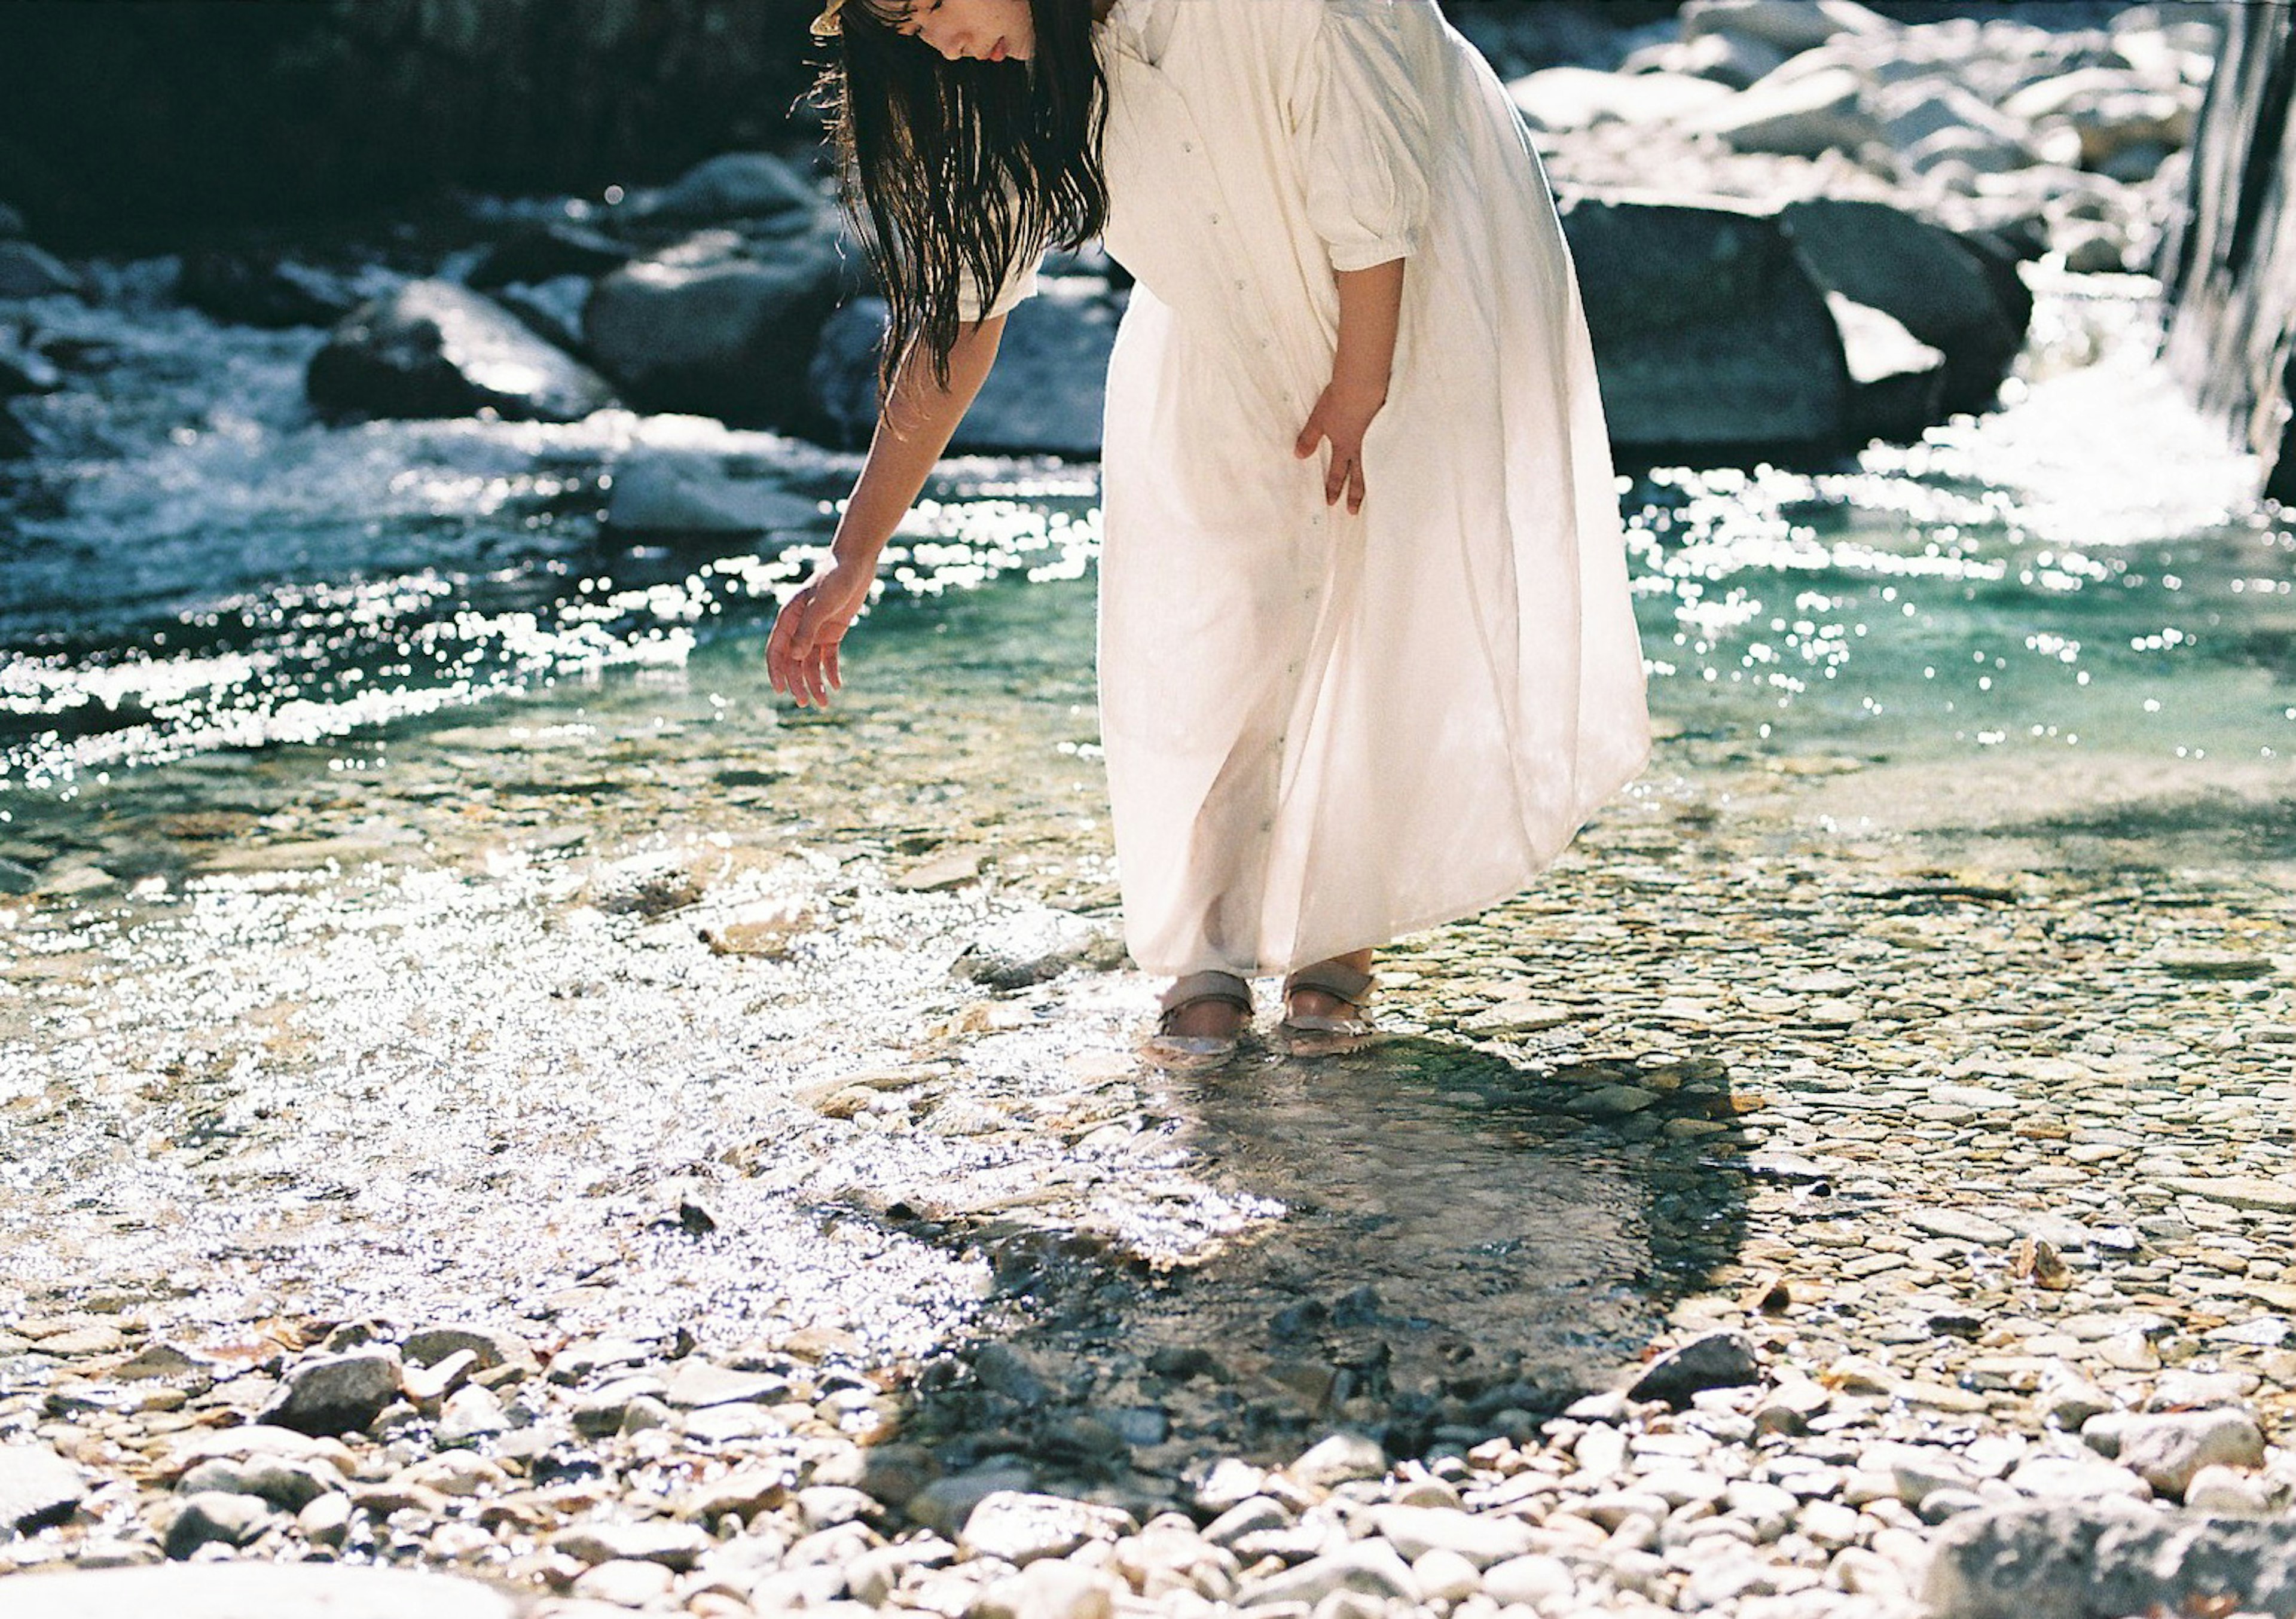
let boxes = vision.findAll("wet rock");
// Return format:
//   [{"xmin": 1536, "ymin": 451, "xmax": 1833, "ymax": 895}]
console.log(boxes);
[
  {"xmin": 0, "ymin": 331, "xmax": 60, "ymax": 398},
  {"xmin": 2113, "ymin": 1409, "xmax": 2267, "ymax": 1500},
  {"xmin": 1507, "ymin": 66, "xmax": 1734, "ymax": 133},
  {"xmin": 1922, "ymin": 1501, "xmax": 2296, "ymax": 1619},
  {"xmin": 162, "ymin": 1490, "xmax": 279, "ymax": 1558},
  {"xmin": 0, "ymin": 241, "xmax": 83, "ymax": 300},
  {"xmin": 178, "ymin": 252, "xmax": 359, "ymax": 329},
  {"xmin": 585, "ymin": 230, "xmax": 842, "ymax": 428},
  {"xmin": 1, "ymin": 1565, "xmax": 523, "ymax": 1619},
  {"xmin": 1782, "ymin": 198, "xmax": 2032, "ymax": 414},
  {"xmin": 0, "ymin": 1441, "xmax": 87, "ymax": 1532},
  {"xmin": 309, "ymin": 280, "xmax": 616, "ymax": 423},
  {"xmin": 257, "ymin": 1349, "xmax": 402, "ymax": 1437},
  {"xmin": 603, "ymin": 447, "xmax": 820, "ymax": 537},
  {"xmin": 1831, "ymin": 294, "xmax": 1946, "ymax": 443},
  {"xmin": 808, "ymin": 283, "xmax": 1118, "ymax": 457},
  {"xmin": 1561, "ymin": 197, "xmax": 1849, "ymax": 462},
  {"xmin": 465, "ymin": 222, "xmax": 635, "ymax": 291},
  {"xmin": 1627, "ymin": 1330, "xmax": 1761, "ymax": 1405},
  {"xmin": 629, "ymin": 151, "xmax": 823, "ymax": 227},
  {"xmin": 958, "ymin": 1491, "xmax": 1132, "ymax": 1567}
]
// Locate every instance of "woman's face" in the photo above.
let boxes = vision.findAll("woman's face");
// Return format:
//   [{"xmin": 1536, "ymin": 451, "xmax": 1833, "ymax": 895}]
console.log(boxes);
[{"xmin": 896, "ymin": 0, "xmax": 1037, "ymax": 63}]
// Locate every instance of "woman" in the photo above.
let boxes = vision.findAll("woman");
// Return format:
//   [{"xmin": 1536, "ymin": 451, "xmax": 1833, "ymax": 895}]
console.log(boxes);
[{"xmin": 767, "ymin": 0, "xmax": 1650, "ymax": 1068}]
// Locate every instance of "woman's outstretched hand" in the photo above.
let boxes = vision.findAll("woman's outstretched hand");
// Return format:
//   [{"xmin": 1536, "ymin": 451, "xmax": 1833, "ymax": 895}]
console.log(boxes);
[
  {"xmin": 765, "ymin": 555, "xmax": 875, "ymax": 708},
  {"xmin": 1293, "ymin": 378, "xmax": 1387, "ymax": 515}
]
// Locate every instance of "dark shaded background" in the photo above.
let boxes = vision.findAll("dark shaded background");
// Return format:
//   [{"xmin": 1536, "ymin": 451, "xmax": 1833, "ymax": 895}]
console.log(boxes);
[{"xmin": 0, "ymin": 0, "xmax": 2113, "ymax": 245}]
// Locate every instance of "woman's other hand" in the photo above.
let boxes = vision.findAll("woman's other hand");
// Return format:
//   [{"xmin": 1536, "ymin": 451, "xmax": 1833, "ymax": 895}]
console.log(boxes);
[
  {"xmin": 766, "ymin": 555, "xmax": 875, "ymax": 708},
  {"xmin": 1294, "ymin": 378, "xmax": 1387, "ymax": 514}
]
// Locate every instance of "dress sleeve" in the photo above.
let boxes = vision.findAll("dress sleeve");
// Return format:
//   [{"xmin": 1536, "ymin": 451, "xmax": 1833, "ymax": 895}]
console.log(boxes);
[
  {"xmin": 1289, "ymin": 0, "xmax": 1434, "ymax": 273},
  {"xmin": 955, "ymin": 252, "xmax": 1042, "ymax": 323}
]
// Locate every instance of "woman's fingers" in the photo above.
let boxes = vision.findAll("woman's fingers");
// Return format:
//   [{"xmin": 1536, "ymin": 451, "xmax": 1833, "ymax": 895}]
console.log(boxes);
[{"xmin": 1347, "ymin": 456, "xmax": 1366, "ymax": 514}]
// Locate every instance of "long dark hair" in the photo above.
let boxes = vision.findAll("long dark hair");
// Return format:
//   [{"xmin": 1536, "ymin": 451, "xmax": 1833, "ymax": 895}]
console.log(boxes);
[{"xmin": 819, "ymin": 0, "xmax": 1109, "ymax": 390}]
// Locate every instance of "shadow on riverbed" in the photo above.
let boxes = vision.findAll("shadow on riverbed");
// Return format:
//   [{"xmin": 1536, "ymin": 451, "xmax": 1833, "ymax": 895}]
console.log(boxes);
[{"xmin": 870, "ymin": 1034, "xmax": 1752, "ymax": 1480}]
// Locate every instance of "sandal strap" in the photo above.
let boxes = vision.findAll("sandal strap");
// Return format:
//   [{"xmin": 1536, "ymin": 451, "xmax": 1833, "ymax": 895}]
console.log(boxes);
[
  {"xmin": 1282, "ymin": 962, "xmax": 1374, "ymax": 1010},
  {"xmin": 1159, "ymin": 970, "xmax": 1253, "ymax": 1019}
]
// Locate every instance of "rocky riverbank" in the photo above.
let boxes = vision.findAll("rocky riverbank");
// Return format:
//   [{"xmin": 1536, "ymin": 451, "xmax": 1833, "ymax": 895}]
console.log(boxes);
[
  {"xmin": 1, "ymin": 606, "xmax": 2291, "ymax": 1616},
  {"xmin": 0, "ymin": 1, "xmax": 2219, "ymax": 478}
]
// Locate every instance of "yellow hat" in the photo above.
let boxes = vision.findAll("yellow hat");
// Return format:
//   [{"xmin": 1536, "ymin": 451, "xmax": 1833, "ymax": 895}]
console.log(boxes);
[{"xmin": 811, "ymin": 0, "xmax": 845, "ymax": 38}]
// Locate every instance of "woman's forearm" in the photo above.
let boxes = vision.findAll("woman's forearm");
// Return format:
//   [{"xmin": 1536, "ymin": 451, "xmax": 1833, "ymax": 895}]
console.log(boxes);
[
  {"xmin": 1331, "ymin": 258, "xmax": 1405, "ymax": 400},
  {"xmin": 831, "ymin": 315, "xmax": 1007, "ymax": 568}
]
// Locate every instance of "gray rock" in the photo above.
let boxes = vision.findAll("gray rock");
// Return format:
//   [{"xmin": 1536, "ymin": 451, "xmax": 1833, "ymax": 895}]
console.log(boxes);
[
  {"xmin": 1367, "ymin": 1504, "xmax": 1537, "ymax": 1569},
  {"xmin": 2114, "ymin": 1409, "xmax": 2267, "ymax": 1500},
  {"xmin": 908, "ymin": 1466, "xmax": 1036, "ymax": 1537},
  {"xmin": 465, "ymin": 222, "xmax": 635, "ymax": 292},
  {"xmin": 633, "ymin": 151, "xmax": 822, "ymax": 226},
  {"xmin": 570, "ymin": 1374, "xmax": 668, "ymax": 1437},
  {"xmin": 1830, "ymin": 294, "xmax": 1946, "ymax": 443},
  {"xmin": 808, "ymin": 282, "xmax": 1117, "ymax": 457},
  {"xmin": 603, "ymin": 448, "xmax": 820, "ymax": 538},
  {"xmin": 309, "ymin": 280, "xmax": 615, "ymax": 423},
  {"xmin": 585, "ymin": 230, "xmax": 842, "ymax": 427},
  {"xmin": 402, "ymin": 1322, "xmax": 536, "ymax": 1371},
  {"xmin": 1627, "ymin": 1330, "xmax": 1761, "ymax": 1406},
  {"xmin": 1289, "ymin": 1431, "xmax": 1388, "ymax": 1489},
  {"xmin": 435, "ymin": 1382, "xmax": 509, "ymax": 1445},
  {"xmin": 162, "ymin": 1490, "xmax": 278, "ymax": 1559},
  {"xmin": 1677, "ymin": 65, "xmax": 1883, "ymax": 158},
  {"xmin": 257, "ymin": 1349, "xmax": 403, "ymax": 1438},
  {"xmin": 0, "ymin": 241, "xmax": 83, "ymax": 300},
  {"xmin": 958, "ymin": 1491, "xmax": 1131, "ymax": 1567},
  {"xmin": 178, "ymin": 253, "xmax": 359, "ymax": 329},
  {"xmin": 1479, "ymin": 1554, "xmax": 1578, "ymax": 1609},
  {"xmin": 0, "ymin": 332, "xmax": 60, "ymax": 398},
  {"xmin": 1236, "ymin": 1542, "xmax": 1419, "ymax": 1609},
  {"xmin": 1561, "ymin": 198, "xmax": 1850, "ymax": 461},
  {"xmin": 1, "ymin": 1565, "xmax": 521, "ymax": 1619},
  {"xmin": 1923, "ymin": 1502, "xmax": 2296, "ymax": 1619},
  {"xmin": 967, "ymin": 1559, "xmax": 1123, "ymax": 1619},
  {"xmin": 1506, "ymin": 66, "xmax": 1735, "ymax": 133},
  {"xmin": 175, "ymin": 1455, "xmax": 342, "ymax": 1512},
  {"xmin": 0, "ymin": 1442, "xmax": 87, "ymax": 1532},
  {"xmin": 1901, "ymin": 1206, "xmax": 2017, "ymax": 1245},
  {"xmin": 549, "ymin": 1518, "xmax": 714, "ymax": 1569},
  {"xmin": 661, "ymin": 1358, "xmax": 790, "ymax": 1410},
  {"xmin": 1783, "ymin": 196, "xmax": 2033, "ymax": 416},
  {"xmin": 1679, "ymin": 0, "xmax": 1894, "ymax": 57}
]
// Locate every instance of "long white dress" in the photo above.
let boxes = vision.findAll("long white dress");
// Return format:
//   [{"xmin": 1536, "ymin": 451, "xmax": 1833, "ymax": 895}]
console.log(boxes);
[{"xmin": 981, "ymin": 0, "xmax": 1650, "ymax": 978}]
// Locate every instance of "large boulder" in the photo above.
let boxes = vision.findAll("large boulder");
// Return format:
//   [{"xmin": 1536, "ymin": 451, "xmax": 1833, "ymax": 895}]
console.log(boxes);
[
  {"xmin": 1678, "ymin": 0, "xmax": 1894, "ymax": 60},
  {"xmin": 308, "ymin": 279, "xmax": 617, "ymax": 423},
  {"xmin": 1674, "ymin": 64, "xmax": 1883, "ymax": 158},
  {"xmin": 585, "ymin": 230, "xmax": 842, "ymax": 427},
  {"xmin": 1779, "ymin": 197, "xmax": 2032, "ymax": 414},
  {"xmin": 0, "ymin": 241, "xmax": 83, "ymax": 300},
  {"xmin": 465, "ymin": 222, "xmax": 636, "ymax": 292},
  {"xmin": 807, "ymin": 280, "xmax": 1117, "ymax": 457},
  {"xmin": 179, "ymin": 252, "xmax": 359, "ymax": 328},
  {"xmin": 627, "ymin": 151, "xmax": 823, "ymax": 228},
  {"xmin": 1560, "ymin": 197, "xmax": 1851, "ymax": 462},
  {"xmin": 604, "ymin": 447, "xmax": 821, "ymax": 537}
]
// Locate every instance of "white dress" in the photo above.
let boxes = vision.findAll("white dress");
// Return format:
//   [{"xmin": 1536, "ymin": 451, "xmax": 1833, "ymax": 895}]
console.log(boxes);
[{"xmin": 982, "ymin": 0, "xmax": 1650, "ymax": 977}]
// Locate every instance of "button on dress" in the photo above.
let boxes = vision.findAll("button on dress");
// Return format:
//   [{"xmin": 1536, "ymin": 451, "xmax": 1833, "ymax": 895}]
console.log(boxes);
[{"xmin": 981, "ymin": 0, "xmax": 1650, "ymax": 977}]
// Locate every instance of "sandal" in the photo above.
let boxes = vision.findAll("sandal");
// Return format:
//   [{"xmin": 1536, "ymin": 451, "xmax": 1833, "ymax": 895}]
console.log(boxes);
[
  {"xmin": 1277, "ymin": 961, "xmax": 1376, "ymax": 1058},
  {"xmin": 1142, "ymin": 970, "xmax": 1254, "ymax": 1072}
]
